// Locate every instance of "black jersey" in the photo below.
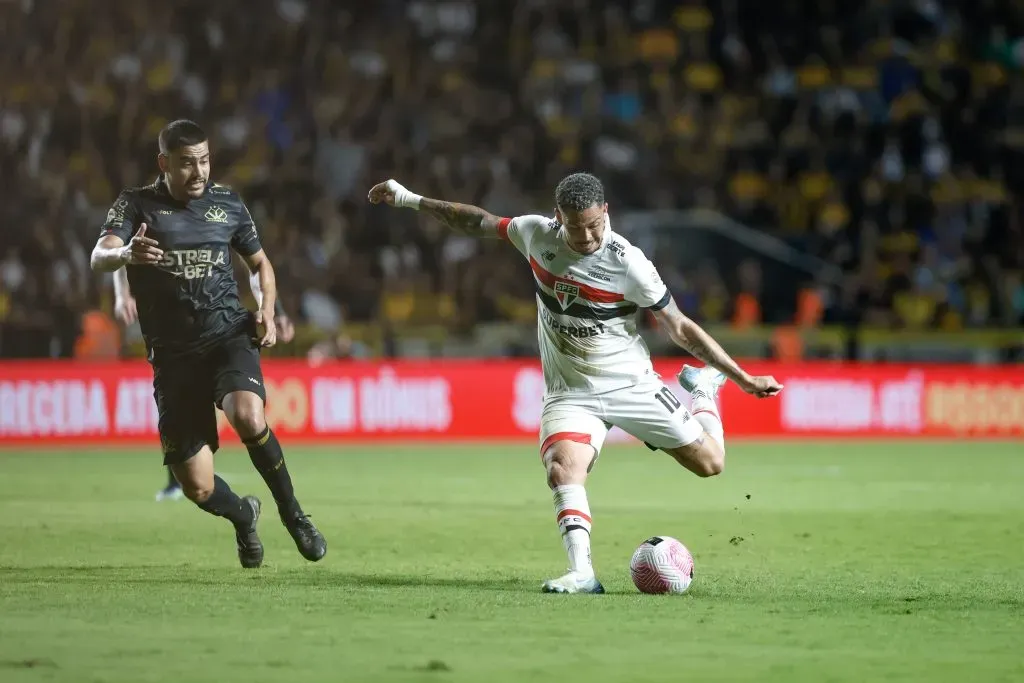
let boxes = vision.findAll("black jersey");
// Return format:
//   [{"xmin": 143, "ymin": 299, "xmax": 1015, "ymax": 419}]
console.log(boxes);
[{"xmin": 100, "ymin": 178, "xmax": 263, "ymax": 357}]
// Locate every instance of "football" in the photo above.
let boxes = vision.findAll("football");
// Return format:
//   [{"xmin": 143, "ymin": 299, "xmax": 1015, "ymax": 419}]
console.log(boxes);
[{"xmin": 629, "ymin": 536, "xmax": 695, "ymax": 594}]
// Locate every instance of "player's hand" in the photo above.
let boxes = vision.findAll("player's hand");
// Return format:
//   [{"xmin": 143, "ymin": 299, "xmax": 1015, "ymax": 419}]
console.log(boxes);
[
  {"xmin": 739, "ymin": 374, "xmax": 784, "ymax": 398},
  {"xmin": 368, "ymin": 179, "xmax": 422, "ymax": 209},
  {"xmin": 114, "ymin": 296, "xmax": 138, "ymax": 325},
  {"xmin": 120, "ymin": 224, "xmax": 163, "ymax": 265},
  {"xmin": 275, "ymin": 314, "xmax": 295, "ymax": 344},
  {"xmin": 367, "ymin": 180, "xmax": 398, "ymax": 206},
  {"xmin": 254, "ymin": 308, "xmax": 277, "ymax": 348}
]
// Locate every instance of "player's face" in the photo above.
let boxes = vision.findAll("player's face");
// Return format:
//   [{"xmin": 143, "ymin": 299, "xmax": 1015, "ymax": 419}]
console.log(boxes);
[
  {"xmin": 556, "ymin": 203, "xmax": 607, "ymax": 255},
  {"xmin": 158, "ymin": 141, "xmax": 211, "ymax": 200}
]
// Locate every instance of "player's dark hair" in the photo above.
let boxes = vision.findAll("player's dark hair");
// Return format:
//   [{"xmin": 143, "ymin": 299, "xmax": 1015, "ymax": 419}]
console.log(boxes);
[
  {"xmin": 555, "ymin": 172, "xmax": 605, "ymax": 212},
  {"xmin": 158, "ymin": 119, "xmax": 208, "ymax": 154}
]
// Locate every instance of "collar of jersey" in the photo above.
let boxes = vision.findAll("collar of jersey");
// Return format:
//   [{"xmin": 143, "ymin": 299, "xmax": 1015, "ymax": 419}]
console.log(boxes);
[{"xmin": 558, "ymin": 212, "xmax": 613, "ymax": 259}]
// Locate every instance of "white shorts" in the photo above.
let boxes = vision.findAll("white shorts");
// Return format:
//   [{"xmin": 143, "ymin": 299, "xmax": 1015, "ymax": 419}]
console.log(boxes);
[{"xmin": 538, "ymin": 379, "xmax": 704, "ymax": 457}]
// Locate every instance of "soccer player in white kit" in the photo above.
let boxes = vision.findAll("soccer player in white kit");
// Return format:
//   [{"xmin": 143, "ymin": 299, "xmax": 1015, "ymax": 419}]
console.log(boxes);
[{"xmin": 368, "ymin": 173, "xmax": 783, "ymax": 593}]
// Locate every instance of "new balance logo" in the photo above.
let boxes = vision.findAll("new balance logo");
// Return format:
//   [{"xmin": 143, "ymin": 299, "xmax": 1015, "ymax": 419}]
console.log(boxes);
[{"xmin": 204, "ymin": 206, "xmax": 228, "ymax": 223}]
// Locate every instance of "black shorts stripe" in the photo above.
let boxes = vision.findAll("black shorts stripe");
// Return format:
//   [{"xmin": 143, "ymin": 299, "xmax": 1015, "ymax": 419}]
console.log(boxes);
[{"xmin": 535, "ymin": 285, "xmax": 638, "ymax": 321}]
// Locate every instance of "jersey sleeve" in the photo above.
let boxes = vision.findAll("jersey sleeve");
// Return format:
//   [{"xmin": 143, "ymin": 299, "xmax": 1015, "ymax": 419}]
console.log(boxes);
[
  {"xmin": 496, "ymin": 215, "xmax": 548, "ymax": 259},
  {"xmin": 623, "ymin": 247, "xmax": 671, "ymax": 310},
  {"xmin": 99, "ymin": 191, "xmax": 139, "ymax": 242},
  {"xmin": 230, "ymin": 199, "xmax": 263, "ymax": 256}
]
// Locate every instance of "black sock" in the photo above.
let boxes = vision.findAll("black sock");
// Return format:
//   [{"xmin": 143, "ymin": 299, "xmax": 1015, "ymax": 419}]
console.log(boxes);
[
  {"xmin": 243, "ymin": 427, "xmax": 301, "ymax": 518},
  {"xmin": 196, "ymin": 475, "xmax": 254, "ymax": 527},
  {"xmin": 167, "ymin": 466, "xmax": 179, "ymax": 488}
]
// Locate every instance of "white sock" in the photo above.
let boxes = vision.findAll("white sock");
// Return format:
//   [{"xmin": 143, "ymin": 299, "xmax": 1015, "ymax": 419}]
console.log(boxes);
[
  {"xmin": 690, "ymin": 387, "xmax": 725, "ymax": 449},
  {"xmin": 552, "ymin": 484, "xmax": 593, "ymax": 576}
]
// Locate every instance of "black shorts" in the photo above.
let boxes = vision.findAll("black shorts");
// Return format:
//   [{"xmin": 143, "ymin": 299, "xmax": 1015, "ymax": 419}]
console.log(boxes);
[{"xmin": 152, "ymin": 334, "xmax": 266, "ymax": 465}]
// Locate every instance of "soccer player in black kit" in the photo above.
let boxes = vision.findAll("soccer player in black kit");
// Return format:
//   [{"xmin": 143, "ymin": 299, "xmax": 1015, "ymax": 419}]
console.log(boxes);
[
  {"xmin": 89, "ymin": 119, "xmax": 326, "ymax": 568},
  {"xmin": 112, "ymin": 265, "xmax": 297, "ymax": 502}
]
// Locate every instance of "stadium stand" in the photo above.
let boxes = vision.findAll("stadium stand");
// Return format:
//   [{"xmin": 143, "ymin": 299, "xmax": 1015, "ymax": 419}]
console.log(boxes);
[{"xmin": 1, "ymin": 0, "xmax": 1021, "ymax": 360}]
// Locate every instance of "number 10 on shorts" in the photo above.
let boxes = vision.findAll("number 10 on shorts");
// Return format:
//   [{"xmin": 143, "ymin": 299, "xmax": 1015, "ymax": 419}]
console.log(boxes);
[{"xmin": 654, "ymin": 387, "xmax": 682, "ymax": 413}]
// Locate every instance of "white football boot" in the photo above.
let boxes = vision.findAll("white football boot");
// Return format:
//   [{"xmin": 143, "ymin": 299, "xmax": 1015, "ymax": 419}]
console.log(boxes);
[
  {"xmin": 677, "ymin": 364, "xmax": 727, "ymax": 396},
  {"xmin": 541, "ymin": 570, "xmax": 605, "ymax": 594},
  {"xmin": 155, "ymin": 483, "xmax": 184, "ymax": 502}
]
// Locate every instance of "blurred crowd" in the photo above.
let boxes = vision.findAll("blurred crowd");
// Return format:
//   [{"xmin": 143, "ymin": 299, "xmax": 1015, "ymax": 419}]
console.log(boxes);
[{"xmin": 1, "ymin": 0, "xmax": 1023, "ymax": 359}]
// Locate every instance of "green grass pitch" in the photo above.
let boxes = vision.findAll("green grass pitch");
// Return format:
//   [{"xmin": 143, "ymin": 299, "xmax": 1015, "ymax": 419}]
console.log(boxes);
[{"xmin": 1, "ymin": 441, "xmax": 1023, "ymax": 682}]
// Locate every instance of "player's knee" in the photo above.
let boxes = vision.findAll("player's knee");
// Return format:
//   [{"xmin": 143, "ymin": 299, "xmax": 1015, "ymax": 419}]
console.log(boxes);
[
  {"xmin": 692, "ymin": 446, "xmax": 724, "ymax": 479},
  {"xmin": 667, "ymin": 440, "xmax": 724, "ymax": 477},
  {"xmin": 225, "ymin": 398, "xmax": 266, "ymax": 439},
  {"xmin": 545, "ymin": 458, "xmax": 573, "ymax": 488},
  {"xmin": 695, "ymin": 448, "xmax": 724, "ymax": 478},
  {"xmin": 543, "ymin": 444, "xmax": 590, "ymax": 488},
  {"xmin": 182, "ymin": 482, "xmax": 214, "ymax": 503}
]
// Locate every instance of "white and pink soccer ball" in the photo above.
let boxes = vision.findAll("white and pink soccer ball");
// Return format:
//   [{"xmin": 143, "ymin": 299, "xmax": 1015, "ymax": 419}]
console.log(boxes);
[{"xmin": 630, "ymin": 536, "xmax": 695, "ymax": 594}]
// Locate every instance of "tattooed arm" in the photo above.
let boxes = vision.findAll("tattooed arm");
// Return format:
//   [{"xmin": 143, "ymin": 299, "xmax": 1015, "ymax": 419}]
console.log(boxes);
[
  {"xmin": 652, "ymin": 298, "xmax": 782, "ymax": 398},
  {"xmin": 418, "ymin": 198, "xmax": 503, "ymax": 238},
  {"xmin": 367, "ymin": 179, "xmax": 501, "ymax": 238},
  {"xmin": 653, "ymin": 299, "xmax": 748, "ymax": 382}
]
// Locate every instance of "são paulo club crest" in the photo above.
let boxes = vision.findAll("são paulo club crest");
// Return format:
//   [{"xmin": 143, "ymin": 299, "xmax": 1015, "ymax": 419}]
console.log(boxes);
[{"xmin": 554, "ymin": 281, "xmax": 579, "ymax": 310}]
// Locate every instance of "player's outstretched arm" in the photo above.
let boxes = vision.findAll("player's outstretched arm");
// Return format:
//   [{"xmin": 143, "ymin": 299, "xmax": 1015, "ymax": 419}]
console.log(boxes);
[
  {"xmin": 652, "ymin": 299, "xmax": 783, "ymax": 398},
  {"xmin": 90, "ymin": 225, "xmax": 163, "ymax": 272},
  {"xmin": 368, "ymin": 179, "xmax": 502, "ymax": 238}
]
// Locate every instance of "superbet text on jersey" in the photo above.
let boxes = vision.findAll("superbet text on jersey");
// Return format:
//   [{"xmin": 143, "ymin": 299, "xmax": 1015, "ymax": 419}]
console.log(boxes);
[{"xmin": 497, "ymin": 214, "xmax": 670, "ymax": 395}]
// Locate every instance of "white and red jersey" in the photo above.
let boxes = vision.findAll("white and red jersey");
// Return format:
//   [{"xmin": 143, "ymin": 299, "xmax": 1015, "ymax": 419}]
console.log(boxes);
[{"xmin": 497, "ymin": 214, "xmax": 671, "ymax": 396}]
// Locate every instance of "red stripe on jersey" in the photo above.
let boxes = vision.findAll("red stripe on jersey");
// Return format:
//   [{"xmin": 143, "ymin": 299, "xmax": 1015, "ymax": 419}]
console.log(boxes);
[
  {"xmin": 496, "ymin": 217, "xmax": 512, "ymax": 241},
  {"xmin": 540, "ymin": 431, "xmax": 593, "ymax": 456},
  {"xmin": 529, "ymin": 257, "xmax": 624, "ymax": 303},
  {"xmin": 556, "ymin": 508, "xmax": 593, "ymax": 525}
]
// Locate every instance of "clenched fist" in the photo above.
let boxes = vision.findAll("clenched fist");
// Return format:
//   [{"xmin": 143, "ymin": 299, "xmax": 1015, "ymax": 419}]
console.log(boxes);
[
  {"xmin": 738, "ymin": 375, "xmax": 784, "ymax": 398},
  {"xmin": 368, "ymin": 179, "xmax": 421, "ymax": 209}
]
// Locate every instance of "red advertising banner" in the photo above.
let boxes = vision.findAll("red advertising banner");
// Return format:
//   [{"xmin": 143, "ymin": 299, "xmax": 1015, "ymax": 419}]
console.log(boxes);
[
  {"xmin": 0, "ymin": 360, "xmax": 1022, "ymax": 445},
  {"xmin": 715, "ymin": 362, "xmax": 1024, "ymax": 439}
]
